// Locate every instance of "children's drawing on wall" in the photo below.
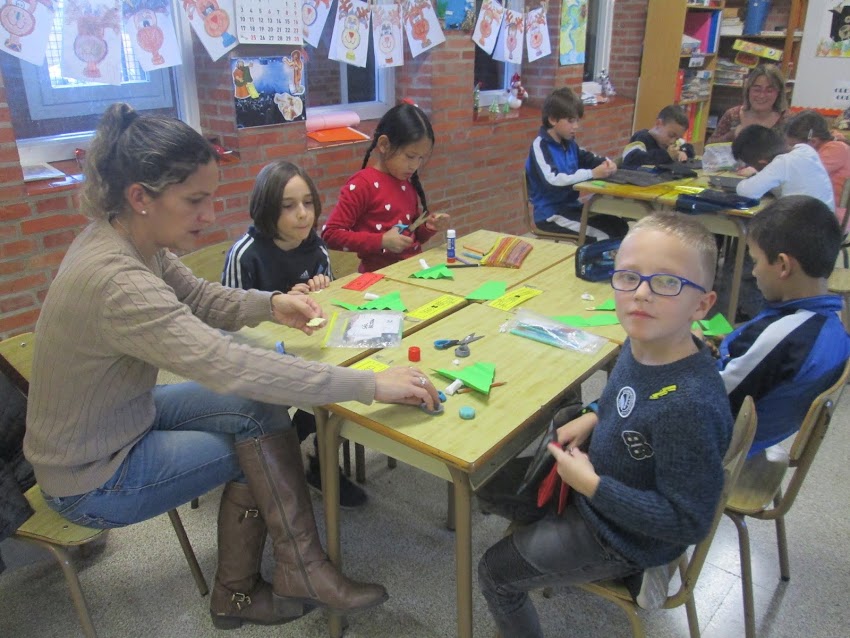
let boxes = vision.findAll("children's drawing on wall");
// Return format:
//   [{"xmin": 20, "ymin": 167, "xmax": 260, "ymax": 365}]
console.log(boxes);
[
  {"xmin": 371, "ymin": 2, "xmax": 403, "ymax": 67},
  {"xmin": 471, "ymin": 0, "xmax": 503, "ymax": 55},
  {"xmin": 0, "ymin": 0, "xmax": 53, "ymax": 65},
  {"xmin": 558, "ymin": 0, "xmax": 586, "ymax": 66},
  {"xmin": 301, "ymin": 0, "xmax": 331, "ymax": 47},
  {"xmin": 61, "ymin": 0, "xmax": 122, "ymax": 84},
  {"xmin": 441, "ymin": 0, "xmax": 473, "ymax": 30},
  {"xmin": 525, "ymin": 6, "xmax": 551, "ymax": 62},
  {"xmin": 122, "ymin": 0, "xmax": 181, "ymax": 71},
  {"xmin": 492, "ymin": 7, "xmax": 522, "ymax": 64},
  {"xmin": 232, "ymin": 55, "xmax": 307, "ymax": 128},
  {"xmin": 282, "ymin": 48, "xmax": 306, "ymax": 93},
  {"xmin": 181, "ymin": 0, "xmax": 237, "ymax": 61},
  {"xmin": 403, "ymin": 0, "xmax": 444, "ymax": 57},
  {"xmin": 815, "ymin": 1, "xmax": 850, "ymax": 57},
  {"xmin": 328, "ymin": 0, "xmax": 370, "ymax": 67}
]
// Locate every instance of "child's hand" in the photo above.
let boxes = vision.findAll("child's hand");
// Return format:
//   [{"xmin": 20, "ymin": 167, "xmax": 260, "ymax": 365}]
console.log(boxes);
[
  {"xmin": 547, "ymin": 444, "xmax": 600, "ymax": 497},
  {"xmin": 424, "ymin": 213, "xmax": 450, "ymax": 232},
  {"xmin": 288, "ymin": 283, "xmax": 311, "ymax": 295},
  {"xmin": 736, "ymin": 166, "xmax": 757, "ymax": 177},
  {"xmin": 270, "ymin": 293, "xmax": 326, "ymax": 335},
  {"xmin": 382, "ymin": 227, "xmax": 414, "ymax": 253},
  {"xmin": 556, "ymin": 411, "xmax": 597, "ymax": 450},
  {"xmin": 306, "ymin": 274, "xmax": 331, "ymax": 291},
  {"xmin": 591, "ymin": 159, "xmax": 617, "ymax": 179}
]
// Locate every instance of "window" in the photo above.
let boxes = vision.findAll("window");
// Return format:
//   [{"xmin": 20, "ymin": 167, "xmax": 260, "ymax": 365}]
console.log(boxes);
[
  {"xmin": 583, "ymin": 0, "xmax": 615, "ymax": 82},
  {"xmin": 4, "ymin": 0, "xmax": 199, "ymax": 165},
  {"xmin": 472, "ymin": 0, "xmax": 521, "ymax": 107},
  {"xmin": 305, "ymin": 4, "xmax": 394, "ymax": 122}
]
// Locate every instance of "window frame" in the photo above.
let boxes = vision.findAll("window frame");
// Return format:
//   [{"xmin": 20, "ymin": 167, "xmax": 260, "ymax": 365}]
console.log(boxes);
[
  {"xmin": 584, "ymin": 0, "xmax": 615, "ymax": 82},
  {"xmin": 474, "ymin": 0, "xmax": 522, "ymax": 108},
  {"xmin": 15, "ymin": 2, "xmax": 201, "ymax": 166},
  {"xmin": 306, "ymin": 60, "xmax": 394, "ymax": 123}
]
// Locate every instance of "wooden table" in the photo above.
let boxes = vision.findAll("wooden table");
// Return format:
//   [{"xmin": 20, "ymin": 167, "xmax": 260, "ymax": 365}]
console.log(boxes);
[
  {"xmin": 376, "ymin": 229, "xmax": 577, "ymax": 297},
  {"xmin": 315, "ymin": 303, "xmax": 620, "ymax": 638},
  {"xmin": 574, "ymin": 178, "xmax": 758, "ymax": 319},
  {"xmin": 518, "ymin": 259, "xmax": 628, "ymax": 345}
]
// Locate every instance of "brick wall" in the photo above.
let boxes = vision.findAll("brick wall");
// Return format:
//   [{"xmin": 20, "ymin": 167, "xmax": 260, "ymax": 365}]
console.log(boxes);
[{"xmin": 0, "ymin": 0, "xmax": 647, "ymax": 338}]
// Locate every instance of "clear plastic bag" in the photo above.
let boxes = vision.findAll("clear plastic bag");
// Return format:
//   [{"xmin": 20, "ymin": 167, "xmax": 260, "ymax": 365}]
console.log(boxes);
[
  {"xmin": 322, "ymin": 311, "xmax": 404, "ymax": 349},
  {"xmin": 501, "ymin": 309, "xmax": 608, "ymax": 355},
  {"xmin": 701, "ymin": 143, "xmax": 736, "ymax": 173}
]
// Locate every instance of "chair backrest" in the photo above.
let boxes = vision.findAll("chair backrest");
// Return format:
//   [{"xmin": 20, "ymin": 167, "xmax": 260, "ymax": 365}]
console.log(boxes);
[
  {"xmin": 667, "ymin": 396, "xmax": 757, "ymax": 607},
  {"xmin": 181, "ymin": 240, "xmax": 232, "ymax": 282},
  {"xmin": 329, "ymin": 249, "xmax": 360, "ymax": 278},
  {"xmin": 839, "ymin": 177, "xmax": 850, "ymax": 229},
  {"xmin": 520, "ymin": 170, "xmax": 576, "ymax": 241}
]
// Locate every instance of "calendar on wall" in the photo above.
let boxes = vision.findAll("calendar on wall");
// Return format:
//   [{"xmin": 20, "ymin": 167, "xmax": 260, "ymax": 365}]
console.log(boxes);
[{"xmin": 235, "ymin": 0, "xmax": 302, "ymax": 45}]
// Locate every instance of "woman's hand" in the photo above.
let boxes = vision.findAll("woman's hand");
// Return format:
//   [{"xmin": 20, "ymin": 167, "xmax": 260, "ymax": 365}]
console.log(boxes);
[
  {"xmin": 382, "ymin": 227, "xmax": 414, "ymax": 253},
  {"xmin": 547, "ymin": 444, "xmax": 600, "ymax": 497},
  {"xmin": 424, "ymin": 213, "xmax": 450, "ymax": 232},
  {"xmin": 556, "ymin": 411, "xmax": 598, "ymax": 450},
  {"xmin": 270, "ymin": 293, "xmax": 326, "ymax": 334},
  {"xmin": 374, "ymin": 367, "xmax": 440, "ymax": 410}
]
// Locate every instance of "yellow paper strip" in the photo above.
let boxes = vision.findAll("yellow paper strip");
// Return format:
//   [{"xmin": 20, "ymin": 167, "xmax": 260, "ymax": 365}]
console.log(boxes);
[
  {"xmin": 407, "ymin": 294, "xmax": 465, "ymax": 320},
  {"xmin": 349, "ymin": 358, "xmax": 391, "ymax": 372},
  {"xmin": 488, "ymin": 286, "xmax": 543, "ymax": 311}
]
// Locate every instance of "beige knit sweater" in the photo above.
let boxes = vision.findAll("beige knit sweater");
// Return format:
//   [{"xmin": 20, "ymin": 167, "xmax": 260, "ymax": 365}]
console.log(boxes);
[{"xmin": 24, "ymin": 221, "xmax": 375, "ymax": 497}]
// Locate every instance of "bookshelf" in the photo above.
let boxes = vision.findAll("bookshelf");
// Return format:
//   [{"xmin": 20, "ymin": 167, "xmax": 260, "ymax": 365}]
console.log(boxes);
[{"xmin": 634, "ymin": 1, "xmax": 725, "ymax": 154}]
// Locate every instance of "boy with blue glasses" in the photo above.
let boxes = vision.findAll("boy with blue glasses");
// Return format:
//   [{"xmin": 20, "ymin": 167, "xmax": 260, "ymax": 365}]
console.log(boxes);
[{"xmin": 478, "ymin": 213, "xmax": 734, "ymax": 636}]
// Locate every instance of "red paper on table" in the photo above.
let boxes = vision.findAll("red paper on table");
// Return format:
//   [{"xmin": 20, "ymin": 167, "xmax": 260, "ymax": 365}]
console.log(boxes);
[
  {"xmin": 342, "ymin": 272, "xmax": 384, "ymax": 291},
  {"xmin": 306, "ymin": 127, "xmax": 370, "ymax": 143}
]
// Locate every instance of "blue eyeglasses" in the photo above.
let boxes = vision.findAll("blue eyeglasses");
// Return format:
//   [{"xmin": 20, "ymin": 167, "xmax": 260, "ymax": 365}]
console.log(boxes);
[{"xmin": 610, "ymin": 269, "xmax": 707, "ymax": 296}]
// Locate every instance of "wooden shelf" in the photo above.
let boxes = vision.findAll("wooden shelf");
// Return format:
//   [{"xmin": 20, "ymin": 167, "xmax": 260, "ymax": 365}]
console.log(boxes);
[
  {"xmin": 681, "ymin": 52, "xmax": 716, "ymax": 58},
  {"xmin": 719, "ymin": 32, "xmax": 802, "ymax": 40}
]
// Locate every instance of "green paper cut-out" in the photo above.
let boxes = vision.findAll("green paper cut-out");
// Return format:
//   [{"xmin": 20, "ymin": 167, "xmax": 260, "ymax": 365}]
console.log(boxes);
[
  {"xmin": 553, "ymin": 315, "xmax": 590, "ymax": 328},
  {"xmin": 696, "ymin": 313, "xmax": 734, "ymax": 337},
  {"xmin": 585, "ymin": 314, "xmax": 621, "ymax": 326},
  {"xmin": 466, "ymin": 281, "xmax": 507, "ymax": 300},
  {"xmin": 589, "ymin": 299, "xmax": 616, "ymax": 311},
  {"xmin": 434, "ymin": 362, "xmax": 496, "ymax": 395},
  {"xmin": 412, "ymin": 264, "xmax": 453, "ymax": 279},
  {"xmin": 331, "ymin": 300, "xmax": 361, "ymax": 311},
  {"xmin": 360, "ymin": 291, "xmax": 407, "ymax": 311}
]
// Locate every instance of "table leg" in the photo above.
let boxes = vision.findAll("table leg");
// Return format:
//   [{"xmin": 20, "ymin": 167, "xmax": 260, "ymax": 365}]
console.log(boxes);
[
  {"xmin": 727, "ymin": 219, "xmax": 747, "ymax": 321},
  {"xmin": 578, "ymin": 197, "xmax": 593, "ymax": 246},
  {"xmin": 446, "ymin": 481, "xmax": 455, "ymax": 531},
  {"xmin": 316, "ymin": 408, "xmax": 346, "ymax": 638},
  {"xmin": 448, "ymin": 467, "xmax": 473, "ymax": 638}
]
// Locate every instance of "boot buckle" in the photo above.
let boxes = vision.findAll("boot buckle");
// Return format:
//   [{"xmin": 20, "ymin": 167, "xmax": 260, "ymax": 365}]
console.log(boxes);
[
  {"xmin": 230, "ymin": 592, "xmax": 252, "ymax": 610},
  {"xmin": 242, "ymin": 508, "xmax": 260, "ymax": 519}
]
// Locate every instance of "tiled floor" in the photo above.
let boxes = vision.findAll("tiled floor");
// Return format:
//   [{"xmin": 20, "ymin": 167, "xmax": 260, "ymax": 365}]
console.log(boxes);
[{"xmin": 2, "ymin": 371, "xmax": 849, "ymax": 638}]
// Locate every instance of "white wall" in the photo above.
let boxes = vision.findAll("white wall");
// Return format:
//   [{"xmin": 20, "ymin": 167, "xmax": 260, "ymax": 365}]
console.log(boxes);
[{"xmin": 792, "ymin": 0, "xmax": 850, "ymax": 109}]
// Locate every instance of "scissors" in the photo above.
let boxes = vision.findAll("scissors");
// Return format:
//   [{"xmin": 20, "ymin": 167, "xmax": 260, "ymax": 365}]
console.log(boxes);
[
  {"xmin": 394, "ymin": 210, "xmax": 431, "ymax": 235},
  {"xmin": 434, "ymin": 333, "xmax": 485, "ymax": 357}
]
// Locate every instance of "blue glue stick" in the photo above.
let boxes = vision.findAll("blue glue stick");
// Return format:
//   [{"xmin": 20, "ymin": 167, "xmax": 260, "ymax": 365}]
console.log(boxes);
[{"xmin": 447, "ymin": 229, "xmax": 456, "ymax": 263}]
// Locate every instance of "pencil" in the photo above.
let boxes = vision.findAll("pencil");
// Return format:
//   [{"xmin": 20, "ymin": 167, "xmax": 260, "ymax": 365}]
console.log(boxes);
[
  {"xmin": 446, "ymin": 264, "xmax": 479, "ymax": 268},
  {"xmin": 463, "ymin": 245, "xmax": 486, "ymax": 254}
]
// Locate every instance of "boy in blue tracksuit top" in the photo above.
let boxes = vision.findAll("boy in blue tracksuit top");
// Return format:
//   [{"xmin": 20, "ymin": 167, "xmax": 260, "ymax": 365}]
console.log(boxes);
[
  {"xmin": 525, "ymin": 87, "xmax": 628, "ymax": 241},
  {"xmin": 717, "ymin": 195, "xmax": 850, "ymax": 456}
]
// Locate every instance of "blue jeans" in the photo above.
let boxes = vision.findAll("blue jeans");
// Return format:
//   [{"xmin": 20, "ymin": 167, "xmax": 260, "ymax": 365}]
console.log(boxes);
[
  {"xmin": 478, "ymin": 504, "xmax": 639, "ymax": 638},
  {"xmin": 43, "ymin": 382, "xmax": 292, "ymax": 528}
]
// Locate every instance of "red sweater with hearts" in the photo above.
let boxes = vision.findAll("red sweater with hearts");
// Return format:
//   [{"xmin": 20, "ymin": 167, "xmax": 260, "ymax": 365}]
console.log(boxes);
[{"xmin": 321, "ymin": 167, "xmax": 436, "ymax": 272}]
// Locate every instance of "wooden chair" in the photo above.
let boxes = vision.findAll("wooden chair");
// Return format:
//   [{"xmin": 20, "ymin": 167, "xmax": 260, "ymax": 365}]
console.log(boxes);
[
  {"xmin": 828, "ymin": 268, "xmax": 850, "ymax": 332},
  {"xmin": 837, "ymin": 178, "xmax": 850, "ymax": 268},
  {"xmin": 578, "ymin": 397, "xmax": 758, "ymax": 638},
  {"xmin": 521, "ymin": 171, "xmax": 579, "ymax": 243},
  {"xmin": 0, "ymin": 334, "xmax": 209, "ymax": 638},
  {"xmin": 181, "ymin": 240, "xmax": 232, "ymax": 282},
  {"xmin": 724, "ymin": 358, "xmax": 850, "ymax": 638}
]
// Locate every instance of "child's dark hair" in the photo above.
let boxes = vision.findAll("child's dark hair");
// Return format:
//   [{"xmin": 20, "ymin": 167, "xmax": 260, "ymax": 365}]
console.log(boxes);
[
  {"xmin": 732, "ymin": 124, "xmax": 786, "ymax": 167},
  {"xmin": 82, "ymin": 103, "xmax": 215, "ymax": 220},
  {"xmin": 749, "ymin": 195, "xmax": 841, "ymax": 278},
  {"xmin": 249, "ymin": 161, "xmax": 321, "ymax": 239},
  {"xmin": 785, "ymin": 110, "xmax": 832, "ymax": 143},
  {"xmin": 657, "ymin": 105, "xmax": 689, "ymax": 129},
  {"xmin": 362, "ymin": 102, "xmax": 435, "ymax": 215},
  {"xmin": 541, "ymin": 88, "xmax": 583, "ymax": 128}
]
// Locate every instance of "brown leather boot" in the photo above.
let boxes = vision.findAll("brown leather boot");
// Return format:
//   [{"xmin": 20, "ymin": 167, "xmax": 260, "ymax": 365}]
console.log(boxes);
[
  {"xmin": 235, "ymin": 430, "xmax": 388, "ymax": 612},
  {"xmin": 209, "ymin": 482, "xmax": 311, "ymax": 629}
]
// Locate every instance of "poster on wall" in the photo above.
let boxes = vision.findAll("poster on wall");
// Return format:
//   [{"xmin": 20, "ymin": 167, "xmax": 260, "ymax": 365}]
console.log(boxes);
[
  {"xmin": 815, "ymin": 1, "xmax": 850, "ymax": 57},
  {"xmin": 301, "ymin": 0, "xmax": 333, "ymax": 48},
  {"xmin": 471, "ymin": 0, "xmax": 503, "ymax": 55},
  {"xmin": 443, "ymin": 0, "xmax": 473, "ymax": 30},
  {"xmin": 181, "ymin": 0, "xmax": 238, "ymax": 61},
  {"xmin": 372, "ymin": 3, "xmax": 403, "ymax": 68},
  {"xmin": 122, "ymin": 0, "xmax": 182, "ymax": 71},
  {"xmin": 235, "ymin": 0, "xmax": 301, "ymax": 45},
  {"xmin": 61, "ymin": 0, "xmax": 123, "ymax": 85},
  {"xmin": 328, "ymin": 0, "xmax": 370, "ymax": 67},
  {"xmin": 525, "ymin": 7, "xmax": 551, "ymax": 63},
  {"xmin": 0, "ymin": 0, "xmax": 53, "ymax": 65},
  {"xmin": 403, "ymin": 0, "xmax": 445, "ymax": 57},
  {"xmin": 559, "ymin": 0, "xmax": 587, "ymax": 66},
  {"xmin": 492, "ymin": 8, "xmax": 523, "ymax": 64},
  {"xmin": 232, "ymin": 54, "xmax": 307, "ymax": 128}
]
